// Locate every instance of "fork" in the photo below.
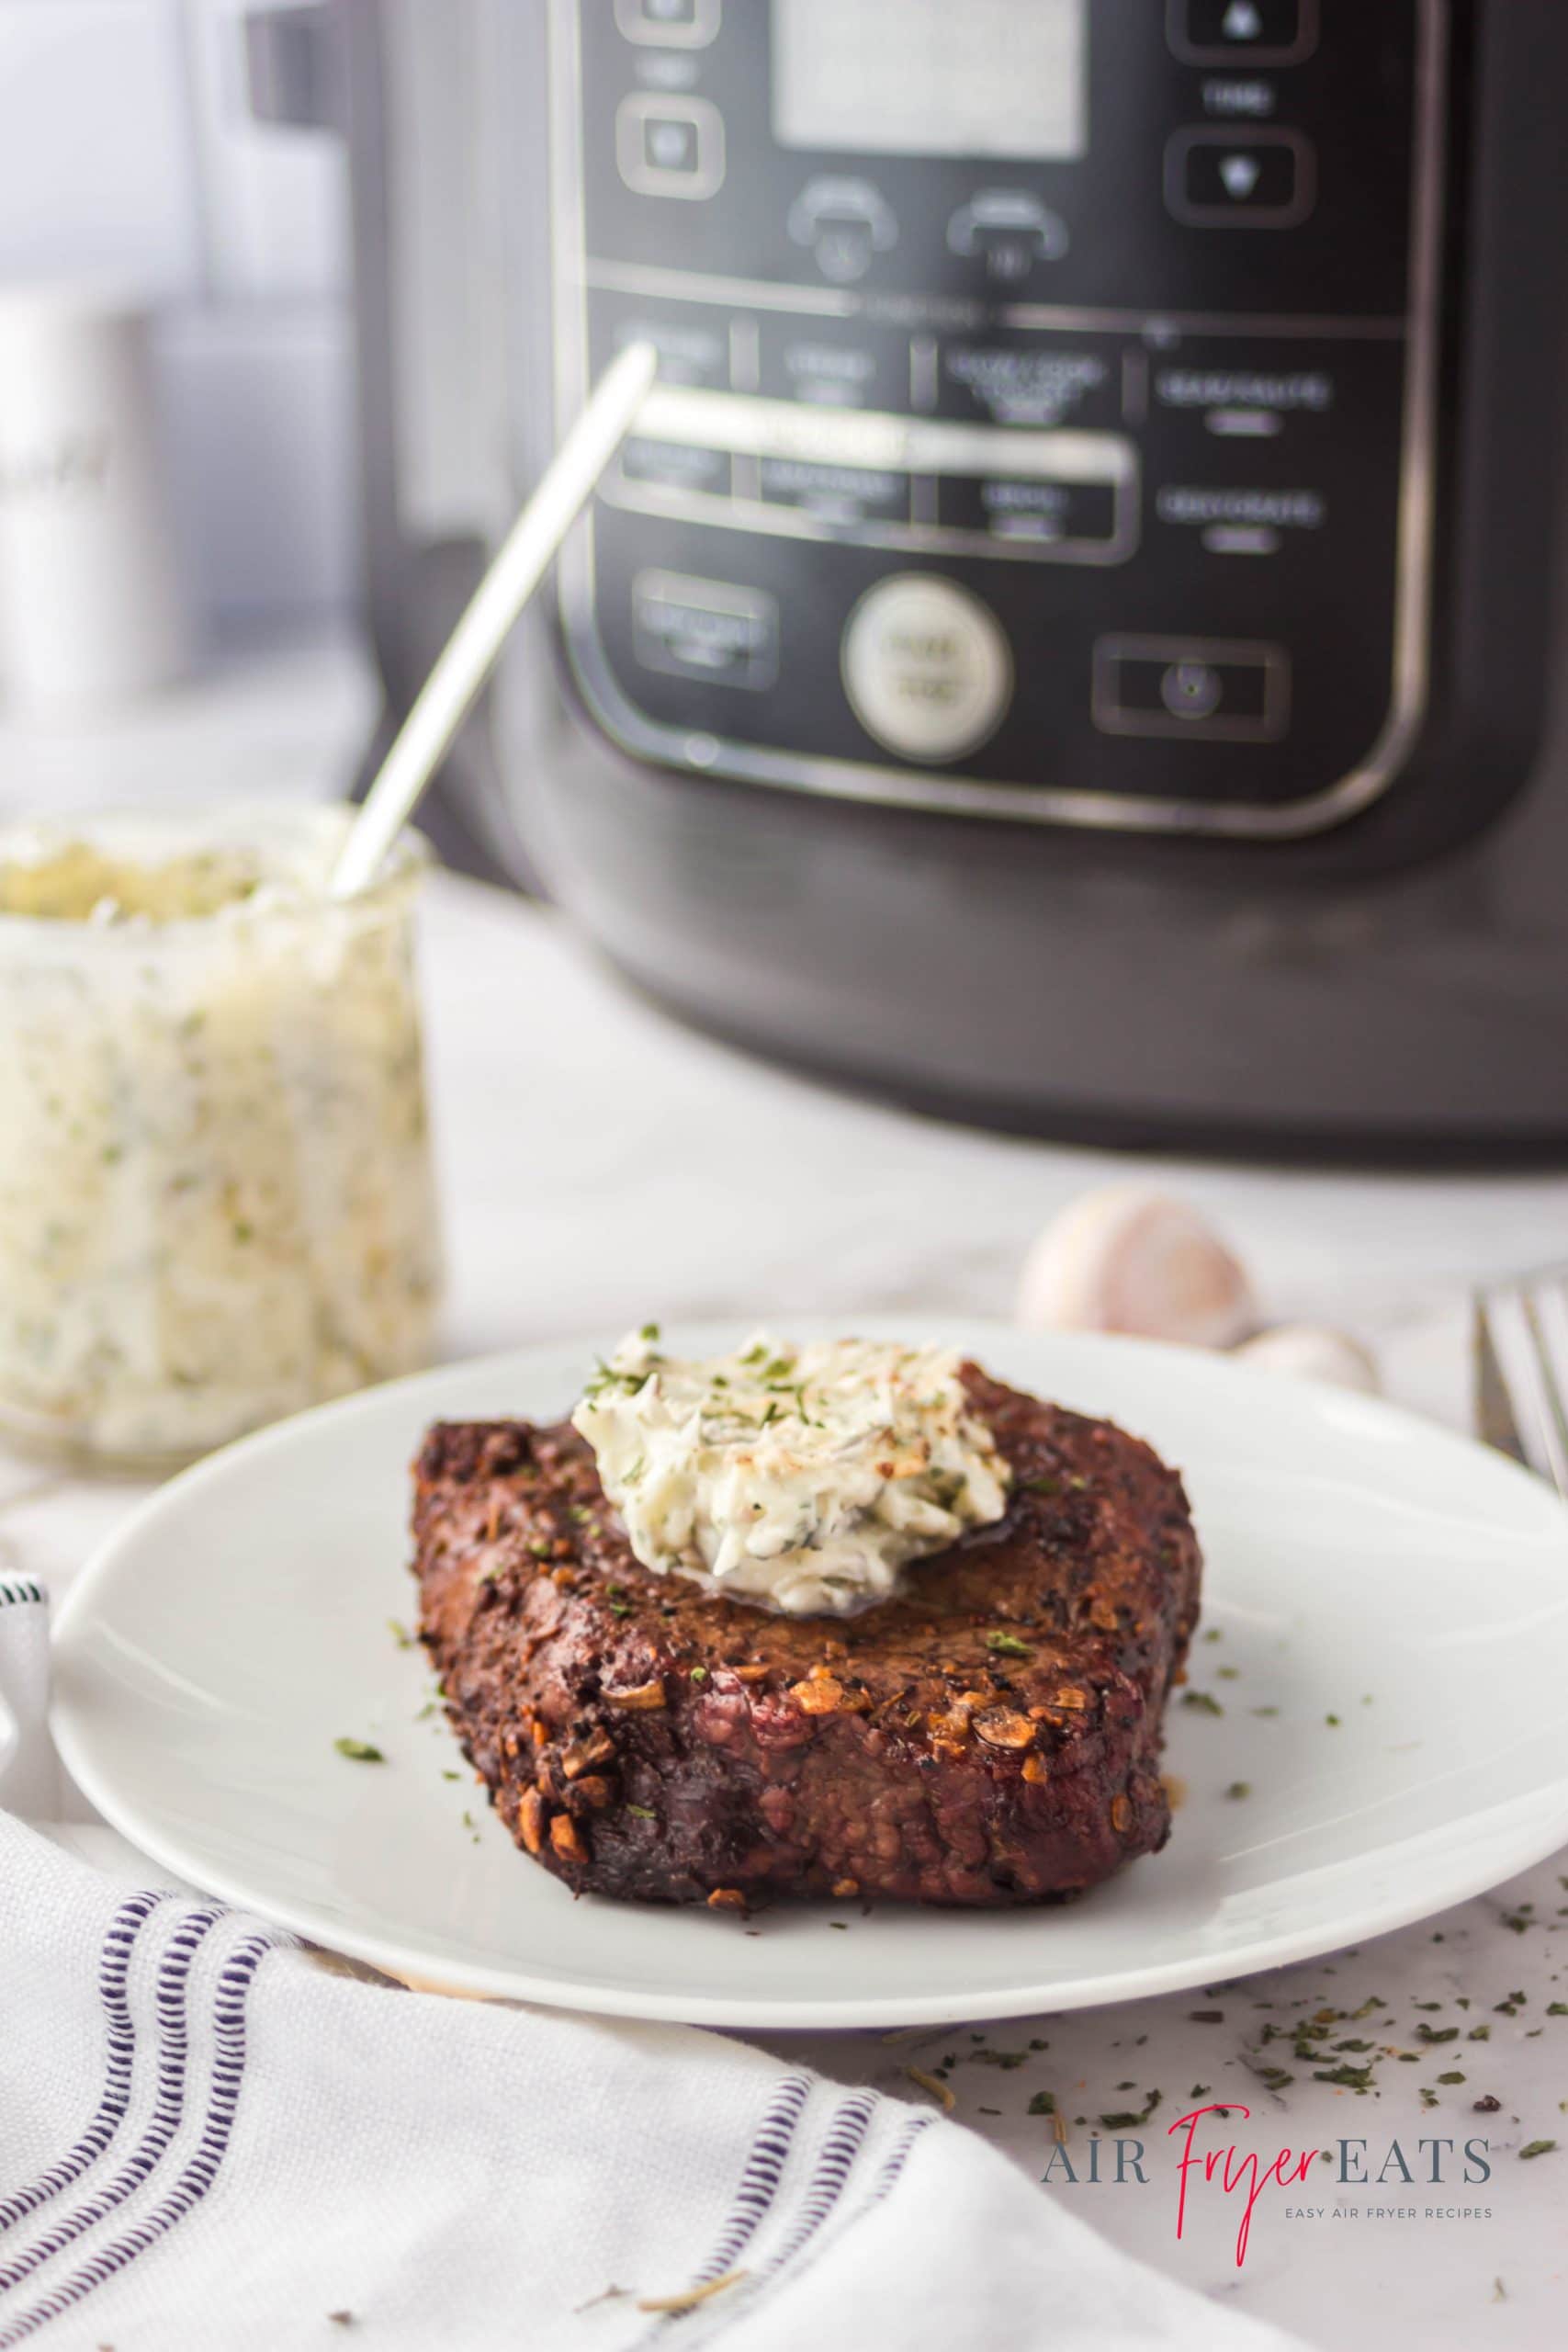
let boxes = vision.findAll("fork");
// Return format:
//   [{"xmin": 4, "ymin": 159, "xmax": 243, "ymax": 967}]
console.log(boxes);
[{"xmin": 1474, "ymin": 1270, "xmax": 1568, "ymax": 1498}]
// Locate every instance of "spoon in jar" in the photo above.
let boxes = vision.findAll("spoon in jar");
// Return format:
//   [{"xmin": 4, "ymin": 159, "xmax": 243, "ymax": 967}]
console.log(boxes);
[{"xmin": 328, "ymin": 339, "xmax": 660, "ymax": 900}]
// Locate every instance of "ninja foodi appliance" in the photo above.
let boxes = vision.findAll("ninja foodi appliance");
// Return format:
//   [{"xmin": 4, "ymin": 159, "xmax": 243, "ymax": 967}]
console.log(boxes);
[{"xmin": 261, "ymin": 0, "xmax": 1568, "ymax": 1154}]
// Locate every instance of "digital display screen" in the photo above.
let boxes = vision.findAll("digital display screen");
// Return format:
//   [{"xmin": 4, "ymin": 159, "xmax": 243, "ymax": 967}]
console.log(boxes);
[{"xmin": 772, "ymin": 0, "xmax": 1088, "ymax": 162}]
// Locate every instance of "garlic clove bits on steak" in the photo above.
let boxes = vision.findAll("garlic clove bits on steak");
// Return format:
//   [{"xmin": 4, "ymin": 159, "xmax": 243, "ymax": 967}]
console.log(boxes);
[{"xmin": 1017, "ymin": 1187, "xmax": 1255, "ymax": 1351}]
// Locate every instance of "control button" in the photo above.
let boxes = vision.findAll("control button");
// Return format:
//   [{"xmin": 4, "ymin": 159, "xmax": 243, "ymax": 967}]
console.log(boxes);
[
  {"xmin": 1156, "ymin": 481, "xmax": 1325, "ymax": 534},
  {"xmin": 619, "ymin": 437, "xmax": 730, "ymax": 496},
  {"xmin": 633, "ymin": 571, "xmax": 777, "ymax": 691},
  {"xmin": 842, "ymin": 576, "xmax": 1012, "ymax": 764},
  {"xmin": 941, "ymin": 340, "xmax": 1118, "ymax": 430},
  {"xmin": 615, "ymin": 0, "xmax": 721, "ymax": 48},
  {"xmin": 1154, "ymin": 361, "xmax": 1335, "ymax": 433},
  {"xmin": 608, "ymin": 315, "xmax": 729, "ymax": 390},
  {"xmin": 761, "ymin": 458, "xmax": 909, "ymax": 526},
  {"xmin": 946, "ymin": 190, "xmax": 1068, "ymax": 285},
  {"xmin": 938, "ymin": 476, "xmax": 1118, "ymax": 548},
  {"xmin": 1092, "ymin": 636, "xmax": 1290, "ymax": 743},
  {"xmin": 1166, "ymin": 129, "xmax": 1314, "ymax": 226},
  {"xmin": 615, "ymin": 96, "xmax": 725, "ymax": 198},
  {"xmin": 788, "ymin": 177, "xmax": 897, "ymax": 285},
  {"xmin": 1168, "ymin": 0, "xmax": 1317, "ymax": 65},
  {"xmin": 756, "ymin": 322, "xmax": 902, "ymax": 413}
]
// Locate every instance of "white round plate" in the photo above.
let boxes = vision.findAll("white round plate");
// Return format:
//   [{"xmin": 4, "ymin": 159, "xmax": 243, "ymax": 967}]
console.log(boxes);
[{"xmin": 52, "ymin": 1319, "xmax": 1568, "ymax": 2029}]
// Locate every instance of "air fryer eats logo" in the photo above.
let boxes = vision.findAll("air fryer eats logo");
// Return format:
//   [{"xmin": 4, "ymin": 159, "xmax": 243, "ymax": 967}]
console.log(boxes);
[{"xmin": 1042, "ymin": 2105, "xmax": 1494, "ymax": 2267}]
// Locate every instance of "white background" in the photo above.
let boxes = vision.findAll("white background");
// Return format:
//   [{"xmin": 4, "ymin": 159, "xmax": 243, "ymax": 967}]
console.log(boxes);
[{"xmin": 0, "ymin": 0, "xmax": 355, "ymax": 627}]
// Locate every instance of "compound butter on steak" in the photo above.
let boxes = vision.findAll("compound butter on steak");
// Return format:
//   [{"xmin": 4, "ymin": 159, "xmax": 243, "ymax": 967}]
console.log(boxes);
[
  {"xmin": 571, "ymin": 1329, "xmax": 1012, "ymax": 1616},
  {"xmin": 412, "ymin": 1338, "xmax": 1202, "ymax": 1910}
]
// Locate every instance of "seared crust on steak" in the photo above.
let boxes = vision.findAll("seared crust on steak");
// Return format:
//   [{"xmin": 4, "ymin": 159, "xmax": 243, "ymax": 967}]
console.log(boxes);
[{"xmin": 412, "ymin": 1368, "xmax": 1201, "ymax": 1907}]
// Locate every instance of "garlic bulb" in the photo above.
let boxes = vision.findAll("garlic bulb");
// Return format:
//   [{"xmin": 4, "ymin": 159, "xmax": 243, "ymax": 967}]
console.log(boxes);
[
  {"xmin": 1234, "ymin": 1324, "xmax": 1380, "ymax": 1394},
  {"xmin": 1016, "ymin": 1187, "xmax": 1255, "ymax": 1350}
]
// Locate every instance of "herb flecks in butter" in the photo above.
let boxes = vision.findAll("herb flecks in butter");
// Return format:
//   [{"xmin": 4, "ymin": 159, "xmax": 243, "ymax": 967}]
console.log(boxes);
[{"xmin": 571, "ymin": 1330, "xmax": 1010, "ymax": 1618}]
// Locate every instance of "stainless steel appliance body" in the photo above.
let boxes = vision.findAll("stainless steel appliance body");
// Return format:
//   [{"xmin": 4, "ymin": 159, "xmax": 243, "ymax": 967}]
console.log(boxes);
[{"xmin": 268, "ymin": 0, "xmax": 1568, "ymax": 1154}]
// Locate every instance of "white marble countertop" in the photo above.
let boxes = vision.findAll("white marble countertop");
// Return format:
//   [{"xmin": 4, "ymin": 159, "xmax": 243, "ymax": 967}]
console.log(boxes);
[{"xmin": 4, "ymin": 641, "xmax": 1567, "ymax": 2347}]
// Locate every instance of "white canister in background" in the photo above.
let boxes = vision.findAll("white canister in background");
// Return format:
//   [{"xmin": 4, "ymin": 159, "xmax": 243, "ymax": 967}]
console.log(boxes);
[{"xmin": 0, "ymin": 286, "xmax": 191, "ymax": 708}]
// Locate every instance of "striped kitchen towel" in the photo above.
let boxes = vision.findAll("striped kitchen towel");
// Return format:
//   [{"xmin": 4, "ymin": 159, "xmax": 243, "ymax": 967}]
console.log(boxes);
[{"xmin": 0, "ymin": 1810, "xmax": 1305, "ymax": 2352}]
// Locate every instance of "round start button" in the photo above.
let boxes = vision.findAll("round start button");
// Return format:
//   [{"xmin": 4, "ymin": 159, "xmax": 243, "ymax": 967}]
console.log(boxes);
[{"xmin": 840, "ymin": 574, "xmax": 1013, "ymax": 764}]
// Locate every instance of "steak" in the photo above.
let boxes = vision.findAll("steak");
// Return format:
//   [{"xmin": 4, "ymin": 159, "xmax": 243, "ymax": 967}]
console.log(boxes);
[{"xmin": 412, "ymin": 1367, "xmax": 1201, "ymax": 1908}]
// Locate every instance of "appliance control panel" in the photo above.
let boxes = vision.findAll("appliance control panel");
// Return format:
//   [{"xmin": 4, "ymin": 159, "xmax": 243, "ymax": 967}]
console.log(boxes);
[{"xmin": 549, "ymin": 0, "xmax": 1447, "ymax": 838}]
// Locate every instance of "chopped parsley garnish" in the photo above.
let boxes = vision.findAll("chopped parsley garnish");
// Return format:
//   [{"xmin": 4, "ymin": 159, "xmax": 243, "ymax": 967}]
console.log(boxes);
[
  {"xmin": 1247, "ymin": 2063, "xmax": 1294, "ymax": 2092},
  {"xmin": 1314, "ymin": 2063, "xmax": 1373, "ymax": 2092},
  {"xmin": 1100, "ymin": 2089, "xmax": 1162, "ymax": 2129},
  {"xmin": 333, "ymin": 1736, "xmax": 384, "ymax": 1763},
  {"xmin": 986, "ymin": 1632, "xmax": 1032, "ymax": 1658},
  {"xmin": 581, "ymin": 1354, "xmax": 655, "ymax": 1402}
]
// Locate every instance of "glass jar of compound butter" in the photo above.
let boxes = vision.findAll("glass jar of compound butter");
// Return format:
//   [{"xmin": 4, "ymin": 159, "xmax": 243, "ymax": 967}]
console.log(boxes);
[{"xmin": 0, "ymin": 804, "xmax": 444, "ymax": 1471}]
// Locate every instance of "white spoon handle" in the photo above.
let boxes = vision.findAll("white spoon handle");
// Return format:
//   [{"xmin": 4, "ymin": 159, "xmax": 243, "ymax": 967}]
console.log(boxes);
[{"xmin": 330, "ymin": 339, "xmax": 659, "ymax": 900}]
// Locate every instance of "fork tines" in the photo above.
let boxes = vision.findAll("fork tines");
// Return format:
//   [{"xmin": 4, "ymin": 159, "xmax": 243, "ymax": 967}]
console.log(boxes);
[{"xmin": 1475, "ymin": 1275, "xmax": 1568, "ymax": 1497}]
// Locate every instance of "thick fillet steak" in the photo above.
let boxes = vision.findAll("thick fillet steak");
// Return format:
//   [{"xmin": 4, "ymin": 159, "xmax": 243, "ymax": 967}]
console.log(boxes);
[{"xmin": 412, "ymin": 1367, "xmax": 1201, "ymax": 1907}]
